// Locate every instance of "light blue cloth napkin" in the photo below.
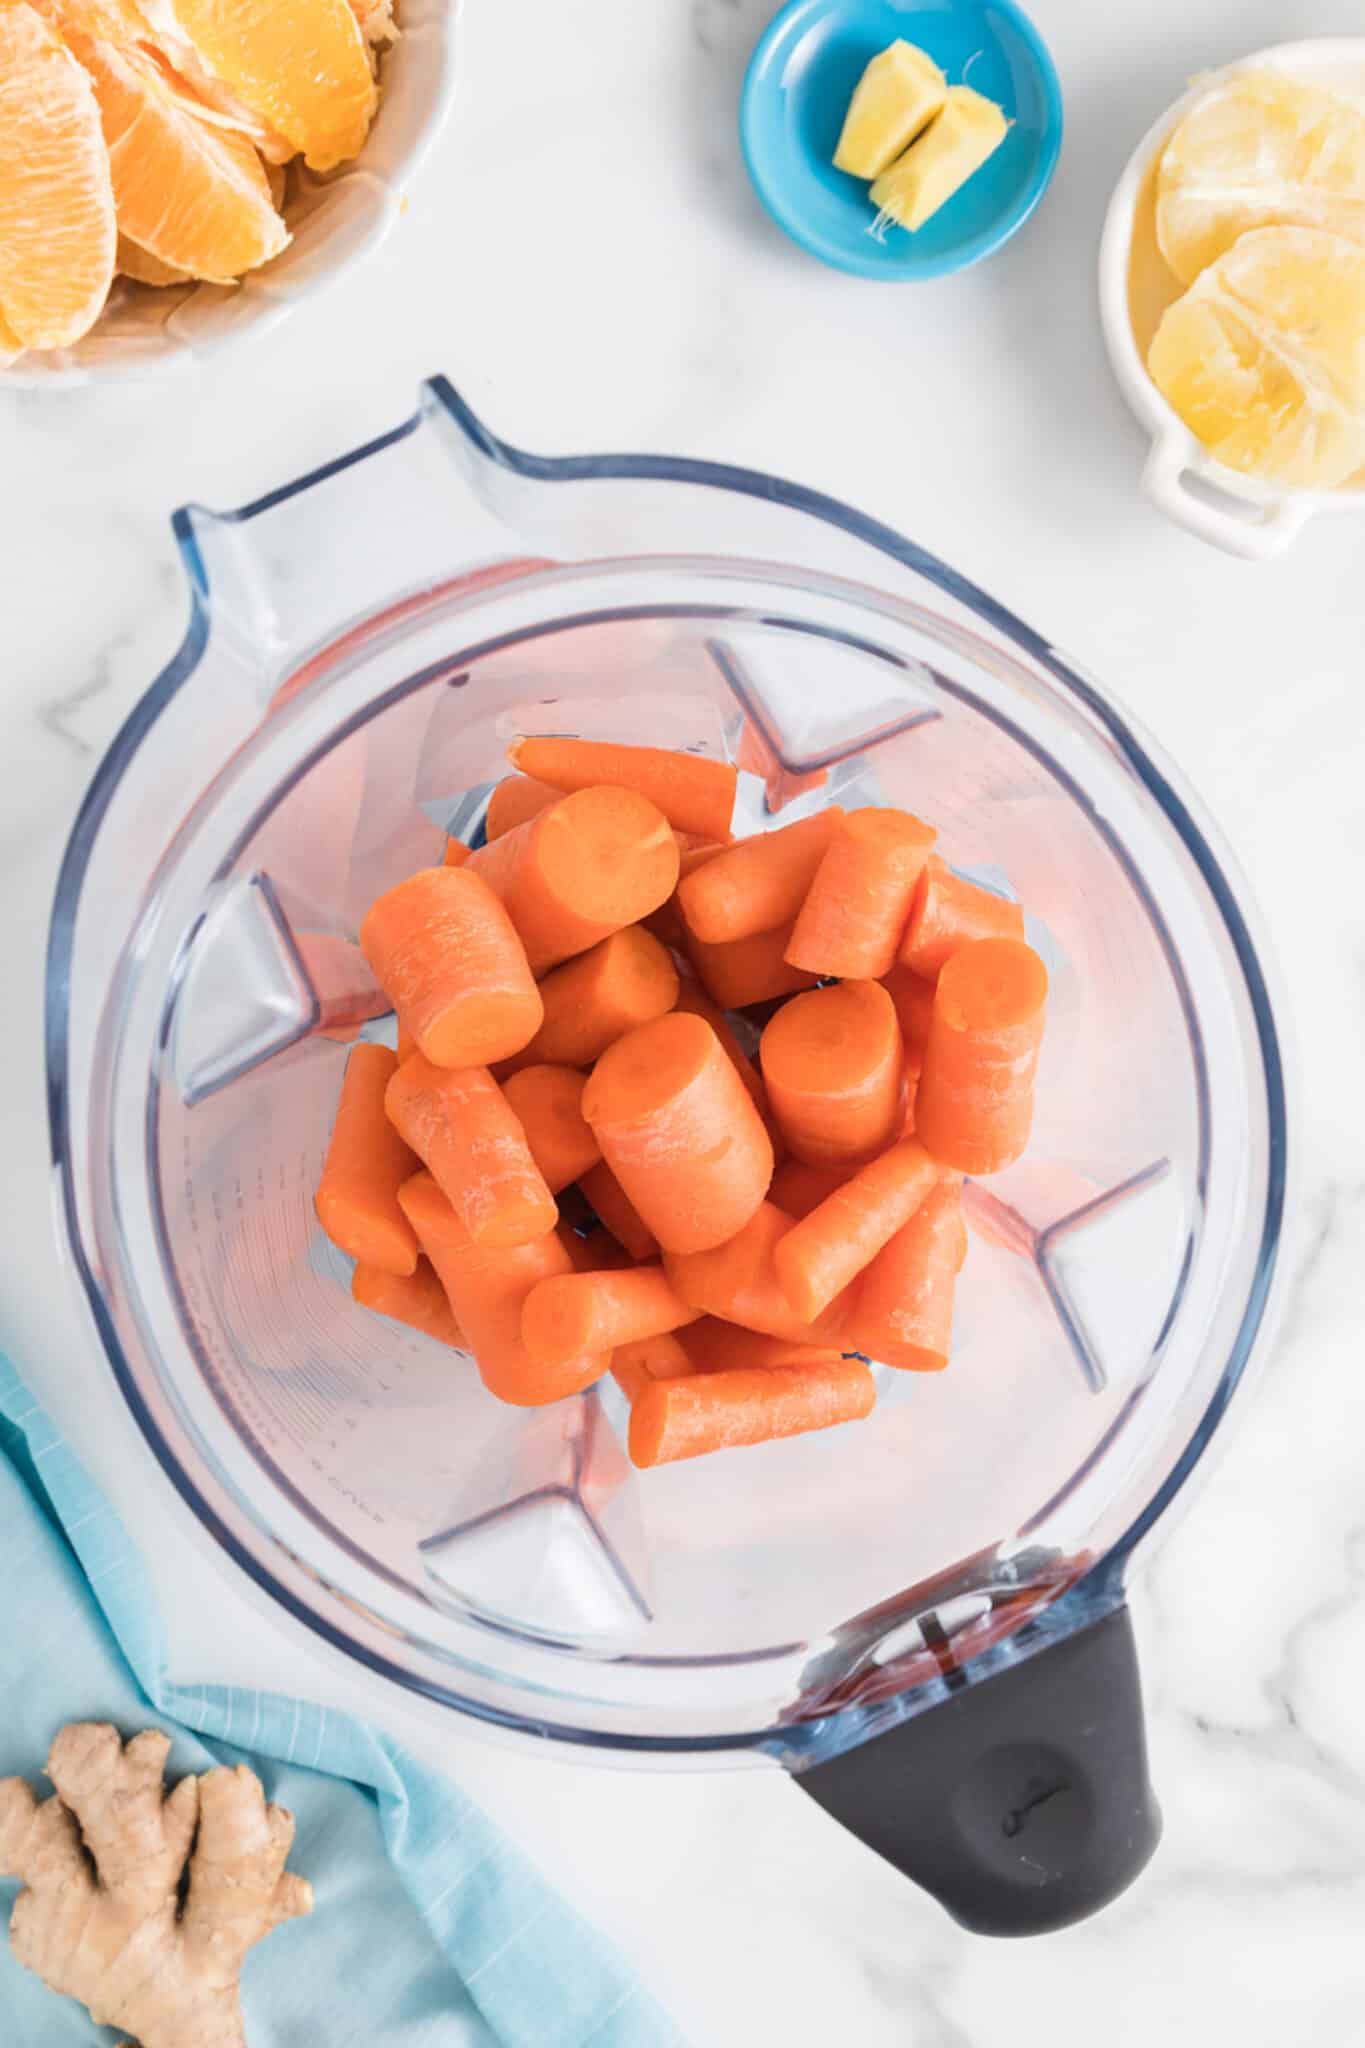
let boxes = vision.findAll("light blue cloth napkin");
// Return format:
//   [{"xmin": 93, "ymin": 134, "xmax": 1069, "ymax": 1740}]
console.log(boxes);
[{"xmin": 0, "ymin": 1355, "xmax": 681, "ymax": 2048}]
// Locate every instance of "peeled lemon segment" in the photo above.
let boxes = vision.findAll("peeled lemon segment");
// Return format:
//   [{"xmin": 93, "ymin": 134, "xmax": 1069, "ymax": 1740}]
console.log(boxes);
[
  {"xmin": 869, "ymin": 85, "xmax": 1008, "ymax": 232},
  {"xmin": 1148, "ymin": 225, "xmax": 1365, "ymax": 489},
  {"xmin": 1157, "ymin": 72, "xmax": 1365, "ymax": 287},
  {"xmin": 833, "ymin": 40, "xmax": 947, "ymax": 179}
]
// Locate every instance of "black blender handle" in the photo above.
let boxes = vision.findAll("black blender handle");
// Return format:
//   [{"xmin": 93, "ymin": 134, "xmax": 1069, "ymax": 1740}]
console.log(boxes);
[{"xmin": 795, "ymin": 1604, "xmax": 1160, "ymax": 1936}]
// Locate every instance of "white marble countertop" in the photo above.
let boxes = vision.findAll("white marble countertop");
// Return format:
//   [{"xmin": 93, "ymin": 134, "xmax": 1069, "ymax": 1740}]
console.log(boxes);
[{"xmin": 4, "ymin": 0, "xmax": 1365, "ymax": 2041}]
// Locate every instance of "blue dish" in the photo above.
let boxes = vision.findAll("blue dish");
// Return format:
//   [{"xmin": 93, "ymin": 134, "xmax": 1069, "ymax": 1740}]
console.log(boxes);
[{"xmin": 740, "ymin": 0, "xmax": 1063, "ymax": 280}]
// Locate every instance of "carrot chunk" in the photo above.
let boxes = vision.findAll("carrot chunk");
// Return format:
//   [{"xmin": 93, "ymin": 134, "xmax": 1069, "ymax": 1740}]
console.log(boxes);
[
  {"xmin": 514, "ymin": 926, "xmax": 679, "ymax": 1069},
  {"xmin": 315, "ymin": 1044, "xmax": 419, "ymax": 1276},
  {"xmin": 360, "ymin": 866, "xmax": 542, "ymax": 1069},
  {"xmin": 672, "ymin": 974, "xmax": 781, "ymax": 1152},
  {"xmin": 509, "ymin": 736, "xmax": 738, "ymax": 842},
  {"xmin": 915, "ymin": 938, "xmax": 1048, "ymax": 1173},
  {"xmin": 759, "ymin": 979, "xmax": 903, "ymax": 1169},
  {"xmin": 664, "ymin": 1200, "xmax": 850, "ymax": 1344},
  {"xmin": 386, "ymin": 1055, "xmax": 557, "ymax": 1249},
  {"xmin": 768, "ymin": 1159, "xmax": 847, "ymax": 1220},
  {"xmin": 352, "ymin": 1257, "xmax": 464, "ymax": 1348},
  {"xmin": 443, "ymin": 838, "xmax": 471, "ymax": 868},
  {"xmin": 582, "ymin": 1011, "xmax": 774, "ymax": 1255},
  {"xmin": 684, "ymin": 921, "xmax": 819, "ymax": 1010},
  {"xmin": 899, "ymin": 856, "xmax": 1025, "ymax": 978},
  {"xmin": 522, "ymin": 1264, "xmax": 700, "ymax": 1368},
  {"xmin": 485, "ymin": 774, "xmax": 562, "ymax": 841},
  {"xmin": 678, "ymin": 1316, "xmax": 842, "ymax": 1373},
  {"xmin": 784, "ymin": 808, "xmax": 936, "ymax": 979},
  {"xmin": 773, "ymin": 1137, "xmax": 942, "ymax": 1323},
  {"xmin": 500, "ymin": 1065, "xmax": 601, "ymax": 1192},
  {"xmin": 881, "ymin": 961, "xmax": 937, "ymax": 1076},
  {"xmin": 467, "ymin": 786, "xmax": 680, "ymax": 974},
  {"xmin": 611, "ymin": 1329, "xmax": 698, "ymax": 1404},
  {"xmin": 848, "ymin": 1177, "xmax": 967, "ymax": 1370},
  {"xmin": 399, "ymin": 1173, "xmax": 605, "ymax": 1406},
  {"xmin": 677, "ymin": 808, "xmax": 845, "ymax": 944},
  {"xmin": 628, "ymin": 1357, "xmax": 875, "ymax": 1467},
  {"xmin": 577, "ymin": 1161, "xmax": 660, "ymax": 1261}
]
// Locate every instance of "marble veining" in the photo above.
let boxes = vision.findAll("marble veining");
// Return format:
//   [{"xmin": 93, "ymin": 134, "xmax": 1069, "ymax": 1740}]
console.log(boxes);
[{"xmin": 3, "ymin": 0, "xmax": 1365, "ymax": 2042}]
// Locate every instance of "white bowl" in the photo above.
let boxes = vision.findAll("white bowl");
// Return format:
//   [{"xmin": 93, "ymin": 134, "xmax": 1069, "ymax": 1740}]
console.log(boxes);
[
  {"xmin": 3, "ymin": 0, "xmax": 458, "ymax": 387},
  {"xmin": 1099, "ymin": 38, "xmax": 1365, "ymax": 560}
]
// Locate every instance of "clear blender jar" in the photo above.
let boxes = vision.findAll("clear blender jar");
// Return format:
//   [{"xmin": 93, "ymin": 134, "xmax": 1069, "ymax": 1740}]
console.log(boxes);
[{"xmin": 48, "ymin": 379, "xmax": 1289, "ymax": 1934}]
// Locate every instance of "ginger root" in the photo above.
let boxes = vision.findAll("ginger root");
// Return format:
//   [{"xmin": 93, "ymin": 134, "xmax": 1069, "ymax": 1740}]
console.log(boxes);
[{"xmin": 0, "ymin": 1722, "xmax": 312, "ymax": 2048}]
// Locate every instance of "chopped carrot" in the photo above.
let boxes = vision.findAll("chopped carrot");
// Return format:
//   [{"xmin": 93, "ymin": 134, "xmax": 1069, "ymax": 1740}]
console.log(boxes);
[
  {"xmin": 513, "ymin": 926, "xmax": 679, "ymax": 1069},
  {"xmin": 522, "ymin": 1264, "xmax": 701, "ymax": 1368},
  {"xmin": 500, "ymin": 1065, "xmax": 601, "ymax": 1192},
  {"xmin": 578, "ymin": 1161, "xmax": 660, "ymax": 1261},
  {"xmin": 677, "ymin": 808, "xmax": 845, "ymax": 944},
  {"xmin": 509, "ymin": 736, "xmax": 738, "ymax": 842},
  {"xmin": 485, "ymin": 774, "xmax": 561, "ymax": 841},
  {"xmin": 582, "ymin": 1011, "xmax": 774, "ymax": 1254},
  {"xmin": 352, "ymin": 1257, "xmax": 464, "ymax": 1348},
  {"xmin": 557, "ymin": 1220, "xmax": 630, "ymax": 1272},
  {"xmin": 664, "ymin": 1201, "xmax": 850, "ymax": 1344},
  {"xmin": 899, "ymin": 857, "xmax": 1025, "ymax": 978},
  {"xmin": 360, "ymin": 866, "xmax": 543, "ymax": 1069},
  {"xmin": 315, "ymin": 1044, "xmax": 419, "ymax": 1276},
  {"xmin": 685, "ymin": 921, "xmax": 819, "ymax": 1010},
  {"xmin": 759, "ymin": 979, "xmax": 903, "ymax": 1169},
  {"xmin": 386, "ymin": 1055, "xmax": 557, "ymax": 1249},
  {"xmin": 395, "ymin": 1022, "xmax": 417, "ymax": 1065},
  {"xmin": 678, "ymin": 1316, "xmax": 842, "ymax": 1373},
  {"xmin": 881, "ymin": 962, "xmax": 937, "ymax": 1076},
  {"xmin": 915, "ymin": 938, "xmax": 1048, "ymax": 1173},
  {"xmin": 628, "ymin": 1357, "xmax": 876, "ymax": 1467},
  {"xmin": 610, "ymin": 1328, "xmax": 698, "ymax": 1405},
  {"xmin": 672, "ymin": 974, "xmax": 782, "ymax": 1155},
  {"xmin": 785, "ymin": 808, "xmax": 936, "ymax": 979},
  {"xmin": 443, "ymin": 838, "xmax": 471, "ymax": 868},
  {"xmin": 769, "ymin": 1158, "xmax": 847, "ymax": 1220},
  {"xmin": 848, "ymin": 1177, "xmax": 966, "ymax": 1370},
  {"xmin": 643, "ymin": 839, "xmax": 728, "ymax": 948},
  {"xmin": 399, "ymin": 1173, "xmax": 605, "ymax": 1406},
  {"xmin": 773, "ymin": 1137, "xmax": 942, "ymax": 1322},
  {"xmin": 467, "ymin": 787, "xmax": 679, "ymax": 974}
]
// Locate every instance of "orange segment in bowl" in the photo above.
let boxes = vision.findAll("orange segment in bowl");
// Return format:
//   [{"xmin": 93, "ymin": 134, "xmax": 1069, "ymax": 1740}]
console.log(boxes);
[
  {"xmin": 153, "ymin": 0, "xmax": 377, "ymax": 171},
  {"xmin": 117, "ymin": 230, "xmax": 189, "ymax": 284},
  {"xmin": 0, "ymin": 0, "xmax": 116, "ymax": 349},
  {"xmin": 72, "ymin": 35, "xmax": 288, "ymax": 281}
]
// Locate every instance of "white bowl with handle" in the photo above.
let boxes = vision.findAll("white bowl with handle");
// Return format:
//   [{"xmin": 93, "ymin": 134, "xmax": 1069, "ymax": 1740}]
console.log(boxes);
[
  {"xmin": 2, "ymin": 0, "xmax": 458, "ymax": 386},
  {"xmin": 1099, "ymin": 38, "xmax": 1365, "ymax": 560}
]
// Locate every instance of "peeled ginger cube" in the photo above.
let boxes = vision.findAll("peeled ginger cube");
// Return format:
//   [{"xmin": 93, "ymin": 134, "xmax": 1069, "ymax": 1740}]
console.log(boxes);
[
  {"xmin": 834, "ymin": 41, "xmax": 948, "ymax": 178},
  {"xmin": 870, "ymin": 85, "xmax": 1009, "ymax": 231}
]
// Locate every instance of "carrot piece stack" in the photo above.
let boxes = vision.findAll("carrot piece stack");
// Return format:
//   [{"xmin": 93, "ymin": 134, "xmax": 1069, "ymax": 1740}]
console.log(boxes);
[{"xmin": 317, "ymin": 738, "xmax": 1047, "ymax": 1471}]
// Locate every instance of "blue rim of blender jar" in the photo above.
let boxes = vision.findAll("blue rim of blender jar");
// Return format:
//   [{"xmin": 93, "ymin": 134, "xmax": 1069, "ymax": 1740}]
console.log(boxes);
[{"xmin": 44, "ymin": 377, "xmax": 1289, "ymax": 1758}]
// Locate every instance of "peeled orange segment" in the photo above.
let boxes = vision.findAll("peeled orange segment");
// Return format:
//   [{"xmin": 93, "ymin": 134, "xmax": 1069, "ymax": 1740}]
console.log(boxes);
[
  {"xmin": 117, "ymin": 231, "xmax": 189, "ymax": 284},
  {"xmin": 0, "ymin": 306, "xmax": 24, "ymax": 363},
  {"xmin": 0, "ymin": 0, "xmax": 116, "ymax": 349},
  {"xmin": 72, "ymin": 34, "xmax": 287, "ymax": 281},
  {"xmin": 151, "ymin": 0, "xmax": 376, "ymax": 171},
  {"xmin": 1148, "ymin": 225, "xmax": 1365, "ymax": 489},
  {"xmin": 1157, "ymin": 72, "xmax": 1365, "ymax": 286}
]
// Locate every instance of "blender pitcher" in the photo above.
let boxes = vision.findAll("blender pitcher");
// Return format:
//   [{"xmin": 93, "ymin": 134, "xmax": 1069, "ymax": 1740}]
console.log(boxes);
[{"xmin": 48, "ymin": 378, "xmax": 1289, "ymax": 1936}]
